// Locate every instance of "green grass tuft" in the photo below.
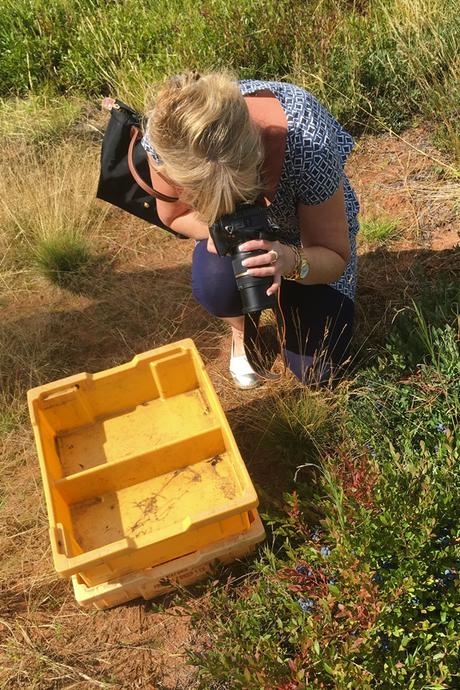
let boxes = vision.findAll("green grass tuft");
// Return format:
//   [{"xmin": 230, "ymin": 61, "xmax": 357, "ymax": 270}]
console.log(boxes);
[
  {"xmin": 0, "ymin": 410, "xmax": 19, "ymax": 436},
  {"xmin": 33, "ymin": 232, "xmax": 93, "ymax": 286},
  {"xmin": 360, "ymin": 216, "xmax": 399, "ymax": 244}
]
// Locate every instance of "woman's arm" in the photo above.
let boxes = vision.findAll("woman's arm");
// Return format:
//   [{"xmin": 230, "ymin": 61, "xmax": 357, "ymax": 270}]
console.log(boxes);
[
  {"xmin": 147, "ymin": 157, "xmax": 209, "ymax": 240},
  {"xmin": 295, "ymin": 181, "xmax": 351, "ymax": 283},
  {"xmin": 237, "ymin": 182, "xmax": 351, "ymax": 295}
]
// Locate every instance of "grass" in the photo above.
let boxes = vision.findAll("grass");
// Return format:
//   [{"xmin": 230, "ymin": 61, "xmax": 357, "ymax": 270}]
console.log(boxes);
[
  {"xmin": 33, "ymin": 232, "xmax": 93, "ymax": 287},
  {"xmin": 360, "ymin": 216, "xmax": 399, "ymax": 244},
  {"xmin": 188, "ymin": 286, "xmax": 460, "ymax": 689},
  {"xmin": 0, "ymin": 312, "xmax": 71, "ymax": 426},
  {"xmin": 0, "ymin": 0, "xmax": 459, "ymax": 154},
  {"xmin": 0, "ymin": 2, "xmax": 458, "ymax": 688},
  {"xmin": 1, "ymin": 618, "xmax": 117, "ymax": 689},
  {"xmin": 0, "ymin": 139, "xmax": 107, "ymax": 286},
  {"xmin": 0, "ymin": 388, "xmax": 28, "ymax": 435},
  {"xmin": 0, "ymin": 93, "xmax": 85, "ymax": 145}
]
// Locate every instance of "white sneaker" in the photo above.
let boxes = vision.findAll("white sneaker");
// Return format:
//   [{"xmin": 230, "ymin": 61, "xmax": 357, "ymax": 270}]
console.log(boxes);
[{"xmin": 229, "ymin": 339, "xmax": 261, "ymax": 390}]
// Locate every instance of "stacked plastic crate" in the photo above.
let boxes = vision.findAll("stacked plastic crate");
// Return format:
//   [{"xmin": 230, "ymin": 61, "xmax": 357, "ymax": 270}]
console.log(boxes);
[{"xmin": 28, "ymin": 340, "xmax": 265, "ymax": 610}]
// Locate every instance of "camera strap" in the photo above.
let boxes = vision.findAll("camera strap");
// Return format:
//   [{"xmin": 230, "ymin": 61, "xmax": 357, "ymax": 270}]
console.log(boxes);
[{"xmin": 243, "ymin": 297, "xmax": 286, "ymax": 381}]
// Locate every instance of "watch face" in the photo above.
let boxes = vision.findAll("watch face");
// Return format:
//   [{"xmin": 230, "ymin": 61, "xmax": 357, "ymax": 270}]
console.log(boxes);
[{"xmin": 299, "ymin": 259, "xmax": 310, "ymax": 279}]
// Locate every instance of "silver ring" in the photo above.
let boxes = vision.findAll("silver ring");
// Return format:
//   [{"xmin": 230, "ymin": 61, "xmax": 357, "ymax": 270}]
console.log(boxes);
[{"xmin": 268, "ymin": 249, "xmax": 279, "ymax": 264}]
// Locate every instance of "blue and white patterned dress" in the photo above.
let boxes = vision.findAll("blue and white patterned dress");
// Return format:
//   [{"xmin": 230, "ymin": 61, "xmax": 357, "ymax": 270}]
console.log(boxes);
[{"xmin": 142, "ymin": 79, "xmax": 360, "ymax": 301}]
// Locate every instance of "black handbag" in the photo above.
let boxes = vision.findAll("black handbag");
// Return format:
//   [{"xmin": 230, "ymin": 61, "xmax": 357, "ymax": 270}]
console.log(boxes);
[{"xmin": 96, "ymin": 98, "xmax": 185, "ymax": 237}]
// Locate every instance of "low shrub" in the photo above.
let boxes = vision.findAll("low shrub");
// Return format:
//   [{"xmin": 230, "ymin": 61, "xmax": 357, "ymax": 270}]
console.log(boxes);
[
  {"xmin": 0, "ymin": 0, "xmax": 459, "ymax": 146},
  {"xmin": 190, "ymin": 284, "xmax": 460, "ymax": 689}
]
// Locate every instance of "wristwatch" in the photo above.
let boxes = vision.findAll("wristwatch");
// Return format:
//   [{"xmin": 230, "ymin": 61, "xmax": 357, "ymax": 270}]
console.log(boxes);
[{"xmin": 285, "ymin": 245, "xmax": 310, "ymax": 281}]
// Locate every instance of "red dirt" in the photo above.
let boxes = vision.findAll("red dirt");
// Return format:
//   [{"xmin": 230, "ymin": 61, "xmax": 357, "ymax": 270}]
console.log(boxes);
[{"xmin": 0, "ymin": 126, "xmax": 458, "ymax": 689}]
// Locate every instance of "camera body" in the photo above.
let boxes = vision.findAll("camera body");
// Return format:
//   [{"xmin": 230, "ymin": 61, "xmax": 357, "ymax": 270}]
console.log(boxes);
[{"xmin": 210, "ymin": 203, "xmax": 280, "ymax": 314}]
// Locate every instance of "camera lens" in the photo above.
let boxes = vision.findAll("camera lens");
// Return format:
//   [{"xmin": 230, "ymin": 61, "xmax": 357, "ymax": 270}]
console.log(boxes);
[{"xmin": 232, "ymin": 248, "xmax": 276, "ymax": 314}]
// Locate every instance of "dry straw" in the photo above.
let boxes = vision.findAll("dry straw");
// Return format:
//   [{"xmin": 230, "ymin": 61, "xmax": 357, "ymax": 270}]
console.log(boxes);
[{"xmin": 0, "ymin": 140, "xmax": 108, "ymax": 281}]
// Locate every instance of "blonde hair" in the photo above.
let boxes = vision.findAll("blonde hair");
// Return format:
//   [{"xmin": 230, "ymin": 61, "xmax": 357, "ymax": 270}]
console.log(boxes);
[{"xmin": 146, "ymin": 71, "xmax": 264, "ymax": 226}]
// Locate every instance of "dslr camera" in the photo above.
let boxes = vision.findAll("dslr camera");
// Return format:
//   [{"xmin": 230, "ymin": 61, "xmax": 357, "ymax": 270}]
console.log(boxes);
[{"xmin": 210, "ymin": 203, "xmax": 281, "ymax": 314}]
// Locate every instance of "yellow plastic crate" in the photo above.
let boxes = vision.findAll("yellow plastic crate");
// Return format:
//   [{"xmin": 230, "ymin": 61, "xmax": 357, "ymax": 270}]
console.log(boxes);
[
  {"xmin": 28, "ymin": 339, "xmax": 259, "ymax": 586},
  {"xmin": 72, "ymin": 511, "xmax": 265, "ymax": 609}
]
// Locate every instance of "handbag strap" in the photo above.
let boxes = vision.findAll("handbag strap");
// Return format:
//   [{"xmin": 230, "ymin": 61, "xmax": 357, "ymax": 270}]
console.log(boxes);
[{"xmin": 128, "ymin": 126, "xmax": 179, "ymax": 203}]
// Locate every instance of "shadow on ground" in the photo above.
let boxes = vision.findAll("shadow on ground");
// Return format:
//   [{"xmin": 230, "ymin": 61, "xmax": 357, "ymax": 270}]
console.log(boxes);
[
  {"xmin": 1, "ymin": 262, "xmax": 226, "ymax": 395},
  {"xmin": 2, "ymin": 244, "xmax": 458, "ymax": 396},
  {"xmin": 354, "ymin": 245, "xmax": 459, "ymax": 362}
]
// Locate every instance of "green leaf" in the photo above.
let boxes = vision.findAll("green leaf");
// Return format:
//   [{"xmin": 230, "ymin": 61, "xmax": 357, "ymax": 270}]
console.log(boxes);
[{"xmin": 323, "ymin": 662, "xmax": 335, "ymax": 676}]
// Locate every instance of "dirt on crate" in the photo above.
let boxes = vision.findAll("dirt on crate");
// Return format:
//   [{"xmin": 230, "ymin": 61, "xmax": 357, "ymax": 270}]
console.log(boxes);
[{"xmin": 0, "ymin": 125, "xmax": 459, "ymax": 689}]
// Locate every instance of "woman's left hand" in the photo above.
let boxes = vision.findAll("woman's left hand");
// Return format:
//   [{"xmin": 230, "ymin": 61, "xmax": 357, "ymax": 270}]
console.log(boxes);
[{"xmin": 238, "ymin": 239, "xmax": 296, "ymax": 296}]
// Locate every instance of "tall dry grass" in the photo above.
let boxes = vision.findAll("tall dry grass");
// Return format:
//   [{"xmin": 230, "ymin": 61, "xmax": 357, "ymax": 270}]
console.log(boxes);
[
  {"xmin": 0, "ymin": 93, "xmax": 84, "ymax": 144},
  {"xmin": 0, "ymin": 140, "xmax": 108, "ymax": 285}
]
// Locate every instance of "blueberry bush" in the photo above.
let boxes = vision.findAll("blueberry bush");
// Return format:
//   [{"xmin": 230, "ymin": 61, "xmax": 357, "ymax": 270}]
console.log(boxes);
[{"xmin": 189, "ymin": 284, "xmax": 460, "ymax": 689}]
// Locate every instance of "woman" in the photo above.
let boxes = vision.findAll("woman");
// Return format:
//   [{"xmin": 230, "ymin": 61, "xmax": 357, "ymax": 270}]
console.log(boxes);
[{"xmin": 142, "ymin": 72, "xmax": 359, "ymax": 387}]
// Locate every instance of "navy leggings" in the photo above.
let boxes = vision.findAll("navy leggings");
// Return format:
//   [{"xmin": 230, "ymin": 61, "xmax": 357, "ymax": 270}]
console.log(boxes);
[{"xmin": 191, "ymin": 240, "xmax": 354, "ymax": 380}]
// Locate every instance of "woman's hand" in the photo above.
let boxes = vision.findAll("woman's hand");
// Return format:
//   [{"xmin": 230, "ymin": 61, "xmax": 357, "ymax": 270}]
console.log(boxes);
[{"xmin": 237, "ymin": 239, "xmax": 296, "ymax": 296}]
